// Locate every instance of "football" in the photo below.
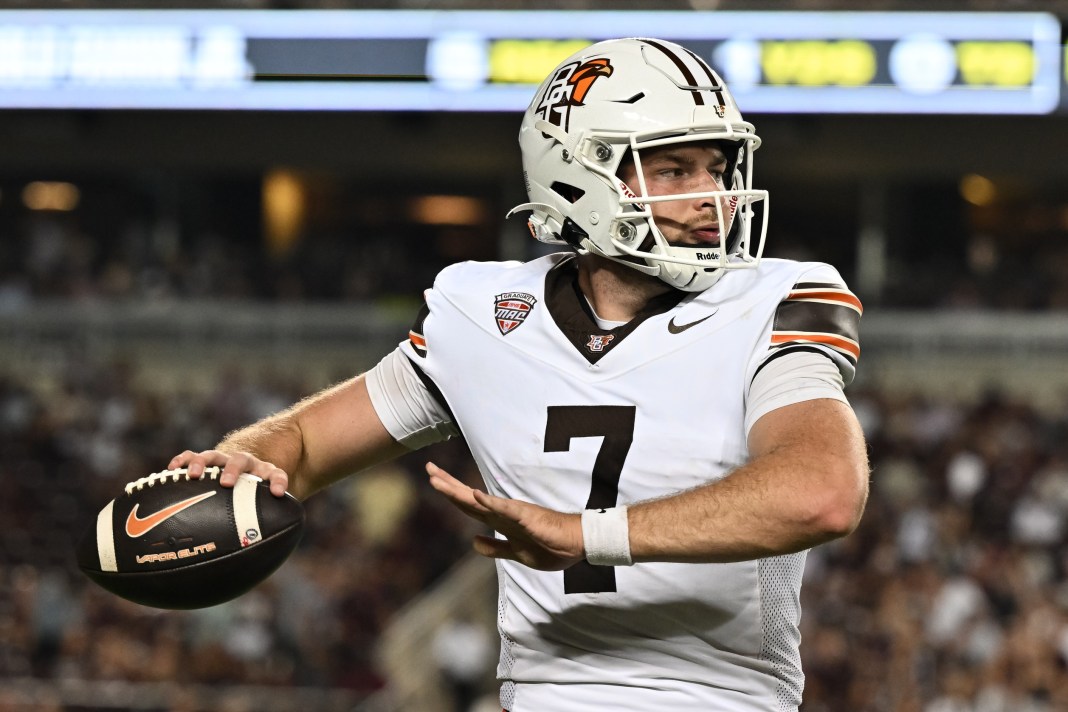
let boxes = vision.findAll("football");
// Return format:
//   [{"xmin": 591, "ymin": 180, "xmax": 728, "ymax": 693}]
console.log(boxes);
[{"xmin": 76, "ymin": 467, "xmax": 305, "ymax": 609}]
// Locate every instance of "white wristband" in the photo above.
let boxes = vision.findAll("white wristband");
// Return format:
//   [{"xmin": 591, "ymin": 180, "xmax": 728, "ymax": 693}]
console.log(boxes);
[{"xmin": 581, "ymin": 506, "xmax": 633, "ymax": 567}]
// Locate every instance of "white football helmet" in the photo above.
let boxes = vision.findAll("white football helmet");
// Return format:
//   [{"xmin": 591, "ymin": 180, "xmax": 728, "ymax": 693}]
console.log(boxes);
[{"xmin": 510, "ymin": 38, "xmax": 768, "ymax": 292}]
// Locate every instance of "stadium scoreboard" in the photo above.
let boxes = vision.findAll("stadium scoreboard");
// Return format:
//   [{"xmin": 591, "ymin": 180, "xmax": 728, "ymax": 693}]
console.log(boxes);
[{"xmin": 0, "ymin": 9, "xmax": 1063, "ymax": 115}]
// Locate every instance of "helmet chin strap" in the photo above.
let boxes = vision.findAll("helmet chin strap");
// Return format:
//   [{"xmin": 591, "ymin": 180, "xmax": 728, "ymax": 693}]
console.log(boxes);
[{"xmin": 610, "ymin": 218, "xmax": 730, "ymax": 292}]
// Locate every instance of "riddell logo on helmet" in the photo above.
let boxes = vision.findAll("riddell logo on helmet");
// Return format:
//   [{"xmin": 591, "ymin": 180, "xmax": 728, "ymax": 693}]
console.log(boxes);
[
  {"xmin": 535, "ymin": 58, "xmax": 614, "ymax": 131},
  {"xmin": 617, "ymin": 180, "xmax": 646, "ymax": 212}
]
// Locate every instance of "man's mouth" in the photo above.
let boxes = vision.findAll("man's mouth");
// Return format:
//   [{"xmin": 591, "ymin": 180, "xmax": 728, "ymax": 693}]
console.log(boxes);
[{"xmin": 691, "ymin": 226, "xmax": 720, "ymax": 245}]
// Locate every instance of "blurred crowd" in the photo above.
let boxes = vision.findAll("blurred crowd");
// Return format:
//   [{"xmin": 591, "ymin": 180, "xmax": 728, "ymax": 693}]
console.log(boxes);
[
  {"xmin": 0, "ymin": 359, "xmax": 480, "ymax": 710},
  {"xmin": 802, "ymin": 387, "xmax": 1068, "ymax": 711},
  {"xmin": 5, "ymin": 197, "xmax": 1068, "ymax": 312},
  {"xmin": 3, "ymin": 355, "xmax": 1068, "ymax": 710},
  {"xmin": 0, "ymin": 212, "xmax": 445, "ymax": 308}
]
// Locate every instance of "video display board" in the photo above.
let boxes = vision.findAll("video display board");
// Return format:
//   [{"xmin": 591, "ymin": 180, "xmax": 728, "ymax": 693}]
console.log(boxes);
[{"xmin": 0, "ymin": 9, "xmax": 1061, "ymax": 114}]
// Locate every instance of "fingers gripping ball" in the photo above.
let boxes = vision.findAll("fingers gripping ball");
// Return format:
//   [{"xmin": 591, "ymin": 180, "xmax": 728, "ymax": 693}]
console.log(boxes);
[{"xmin": 76, "ymin": 467, "xmax": 305, "ymax": 609}]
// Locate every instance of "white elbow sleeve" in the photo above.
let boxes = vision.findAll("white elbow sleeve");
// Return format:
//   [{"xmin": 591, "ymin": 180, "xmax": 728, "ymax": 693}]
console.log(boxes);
[{"xmin": 365, "ymin": 349, "xmax": 458, "ymax": 449}]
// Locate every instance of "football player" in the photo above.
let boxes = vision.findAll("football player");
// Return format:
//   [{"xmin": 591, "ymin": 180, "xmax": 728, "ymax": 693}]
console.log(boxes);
[{"xmin": 172, "ymin": 38, "xmax": 869, "ymax": 712}]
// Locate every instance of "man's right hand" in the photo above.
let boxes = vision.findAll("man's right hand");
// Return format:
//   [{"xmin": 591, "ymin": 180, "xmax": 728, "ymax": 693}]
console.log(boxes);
[{"xmin": 168, "ymin": 450, "xmax": 291, "ymax": 498}]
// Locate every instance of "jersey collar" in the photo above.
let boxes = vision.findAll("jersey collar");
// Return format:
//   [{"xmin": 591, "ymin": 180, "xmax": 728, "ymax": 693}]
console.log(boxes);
[{"xmin": 544, "ymin": 255, "xmax": 688, "ymax": 364}]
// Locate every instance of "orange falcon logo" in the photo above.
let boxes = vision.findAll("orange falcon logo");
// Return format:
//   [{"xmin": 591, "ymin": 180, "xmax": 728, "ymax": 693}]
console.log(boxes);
[
  {"xmin": 535, "ymin": 56, "xmax": 615, "ymax": 131},
  {"xmin": 125, "ymin": 491, "xmax": 217, "ymax": 538},
  {"xmin": 567, "ymin": 58, "xmax": 614, "ymax": 105}
]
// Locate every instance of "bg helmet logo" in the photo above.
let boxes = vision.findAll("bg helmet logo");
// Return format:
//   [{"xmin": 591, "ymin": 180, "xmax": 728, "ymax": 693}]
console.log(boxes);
[{"xmin": 535, "ymin": 58, "xmax": 614, "ymax": 131}]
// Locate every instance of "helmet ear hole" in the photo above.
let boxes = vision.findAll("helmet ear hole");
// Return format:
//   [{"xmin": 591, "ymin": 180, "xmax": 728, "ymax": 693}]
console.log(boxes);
[{"xmin": 550, "ymin": 182, "xmax": 586, "ymax": 204}]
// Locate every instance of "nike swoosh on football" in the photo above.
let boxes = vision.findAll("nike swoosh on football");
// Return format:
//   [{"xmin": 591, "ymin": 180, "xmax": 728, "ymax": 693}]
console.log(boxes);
[
  {"xmin": 667, "ymin": 310, "xmax": 718, "ymax": 334},
  {"xmin": 125, "ymin": 491, "xmax": 217, "ymax": 538}
]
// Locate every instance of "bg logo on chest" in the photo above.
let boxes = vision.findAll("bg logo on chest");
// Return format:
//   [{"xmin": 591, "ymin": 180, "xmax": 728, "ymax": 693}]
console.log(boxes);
[
  {"xmin": 495, "ymin": 292, "xmax": 538, "ymax": 335},
  {"xmin": 586, "ymin": 334, "xmax": 615, "ymax": 353}
]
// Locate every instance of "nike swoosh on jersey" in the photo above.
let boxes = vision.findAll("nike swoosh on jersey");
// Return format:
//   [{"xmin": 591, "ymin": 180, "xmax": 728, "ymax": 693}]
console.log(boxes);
[
  {"xmin": 667, "ymin": 310, "xmax": 718, "ymax": 334},
  {"xmin": 124, "ymin": 491, "xmax": 217, "ymax": 538}
]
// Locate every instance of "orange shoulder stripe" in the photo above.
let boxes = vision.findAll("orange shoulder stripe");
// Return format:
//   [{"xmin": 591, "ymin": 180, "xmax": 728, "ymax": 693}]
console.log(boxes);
[
  {"xmin": 786, "ymin": 289, "xmax": 864, "ymax": 314},
  {"xmin": 771, "ymin": 331, "xmax": 860, "ymax": 360}
]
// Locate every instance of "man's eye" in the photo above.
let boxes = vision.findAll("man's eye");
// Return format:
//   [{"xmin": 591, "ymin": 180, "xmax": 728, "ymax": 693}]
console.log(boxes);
[{"xmin": 708, "ymin": 167, "xmax": 728, "ymax": 182}]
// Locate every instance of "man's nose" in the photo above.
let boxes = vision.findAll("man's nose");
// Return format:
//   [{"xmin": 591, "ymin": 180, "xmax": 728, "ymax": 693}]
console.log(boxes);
[
  {"xmin": 694, "ymin": 176, "xmax": 724, "ymax": 207},
  {"xmin": 692, "ymin": 171, "xmax": 723, "ymax": 196}
]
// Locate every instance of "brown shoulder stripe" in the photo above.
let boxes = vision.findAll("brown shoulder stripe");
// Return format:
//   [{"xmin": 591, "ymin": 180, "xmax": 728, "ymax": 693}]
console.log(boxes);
[{"xmin": 771, "ymin": 282, "xmax": 862, "ymax": 365}]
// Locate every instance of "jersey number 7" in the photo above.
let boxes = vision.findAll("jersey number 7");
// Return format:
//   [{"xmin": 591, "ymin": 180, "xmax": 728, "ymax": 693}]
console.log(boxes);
[{"xmin": 545, "ymin": 405, "xmax": 636, "ymax": 594}]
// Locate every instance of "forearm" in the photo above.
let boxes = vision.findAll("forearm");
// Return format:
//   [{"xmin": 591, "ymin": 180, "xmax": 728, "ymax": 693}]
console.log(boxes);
[
  {"xmin": 426, "ymin": 401, "xmax": 868, "ymax": 571},
  {"xmin": 627, "ymin": 449, "xmax": 865, "ymax": 563},
  {"xmin": 215, "ymin": 375, "xmax": 408, "ymax": 500},
  {"xmin": 626, "ymin": 399, "xmax": 869, "ymax": 564}
]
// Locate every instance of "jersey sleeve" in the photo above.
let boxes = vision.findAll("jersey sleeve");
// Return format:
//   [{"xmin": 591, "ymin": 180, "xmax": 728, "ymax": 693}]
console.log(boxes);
[
  {"xmin": 365, "ymin": 291, "xmax": 459, "ymax": 450},
  {"xmin": 761, "ymin": 263, "xmax": 862, "ymax": 385},
  {"xmin": 365, "ymin": 348, "xmax": 458, "ymax": 449},
  {"xmin": 744, "ymin": 349, "xmax": 848, "ymax": 436}
]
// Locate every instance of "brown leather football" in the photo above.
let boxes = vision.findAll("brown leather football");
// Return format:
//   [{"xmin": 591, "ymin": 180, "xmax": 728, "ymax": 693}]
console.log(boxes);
[{"xmin": 76, "ymin": 467, "xmax": 304, "ymax": 609}]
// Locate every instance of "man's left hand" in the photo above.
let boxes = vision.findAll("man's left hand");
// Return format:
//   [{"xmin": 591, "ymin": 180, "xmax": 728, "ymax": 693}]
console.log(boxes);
[{"xmin": 426, "ymin": 462, "xmax": 584, "ymax": 572}]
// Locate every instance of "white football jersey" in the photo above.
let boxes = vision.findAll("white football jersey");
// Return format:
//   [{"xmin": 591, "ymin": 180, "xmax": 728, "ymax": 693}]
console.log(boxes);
[{"xmin": 393, "ymin": 253, "xmax": 861, "ymax": 712}]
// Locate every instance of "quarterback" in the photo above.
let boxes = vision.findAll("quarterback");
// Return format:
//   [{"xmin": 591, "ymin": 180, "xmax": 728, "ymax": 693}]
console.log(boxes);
[{"xmin": 172, "ymin": 38, "xmax": 869, "ymax": 712}]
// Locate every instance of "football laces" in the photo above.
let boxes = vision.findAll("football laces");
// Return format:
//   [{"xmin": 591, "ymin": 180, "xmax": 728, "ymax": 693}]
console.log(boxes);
[{"xmin": 124, "ymin": 467, "xmax": 221, "ymax": 494}]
